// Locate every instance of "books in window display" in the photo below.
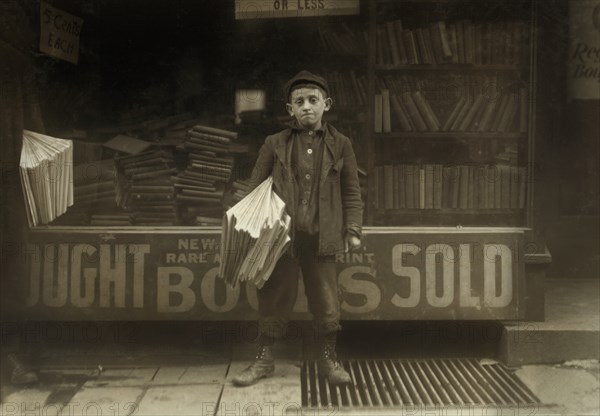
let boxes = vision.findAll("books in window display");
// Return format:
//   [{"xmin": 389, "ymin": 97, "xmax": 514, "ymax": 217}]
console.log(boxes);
[
  {"xmin": 373, "ymin": 163, "xmax": 526, "ymax": 211},
  {"xmin": 58, "ymin": 159, "xmax": 126, "ymax": 225},
  {"xmin": 378, "ymin": 81, "xmax": 526, "ymax": 133},
  {"xmin": 376, "ymin": 18, "xmax": 527, "ymax": 66},
  {"xmin": 175, "ymin": 125, "xmax": 238, "ymax": 225},
  {"xmin": 115, "ymin": 149, "xmax": 178, "ymax": 225},
  {"xmin": 323, "ymin": 71, "xmax": 368, "ymax": 108},
  {"xmin": 317, "ymin": 24, "xmax": 368, "ymax": 55},
  {"xmin": 19, "ymin": 130, "xmax": 74, "ymax": 227}
]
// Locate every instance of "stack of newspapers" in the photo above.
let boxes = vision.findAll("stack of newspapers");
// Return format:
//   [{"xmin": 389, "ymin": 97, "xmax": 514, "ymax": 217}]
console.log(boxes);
[
  {"xmin": 19, "ymin": 130, "xmax": 74, "ymax": 227},
  {"xmin": 219, "ymin": 177, "xmax": 291, "ymax": 289}
]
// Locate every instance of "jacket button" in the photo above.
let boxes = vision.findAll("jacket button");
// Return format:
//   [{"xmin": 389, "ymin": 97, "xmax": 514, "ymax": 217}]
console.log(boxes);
[
  {"xmin": 305, "ymin": 173, "xmax": 311, "ymax": 180},
  {"xmin": 307, "ymin": 149, "xmax": 313, "ymax": 155},
  {"xmin": 302, "ymin": 199, "xmax": 308, "ymax": 205}
]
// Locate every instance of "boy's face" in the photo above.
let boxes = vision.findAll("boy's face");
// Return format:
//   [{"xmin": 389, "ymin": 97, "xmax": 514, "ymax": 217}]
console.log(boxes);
[{"xmin": 286, "ymin": 87, "xmax": 332, "ymax": 130}]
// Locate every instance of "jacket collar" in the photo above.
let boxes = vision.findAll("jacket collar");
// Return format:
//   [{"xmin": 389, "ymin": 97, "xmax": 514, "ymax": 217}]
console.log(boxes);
[
  {"xmin": 287, "ymin": 119, "xmax": 327, "ymax": 134},
  {"xmin": 275, "ymin": 120, "xmax": 337, "ymax": 165}
]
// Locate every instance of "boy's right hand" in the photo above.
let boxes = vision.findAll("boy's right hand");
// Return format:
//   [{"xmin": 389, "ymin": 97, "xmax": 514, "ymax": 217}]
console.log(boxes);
[{"xmin": 344, "ymin": 234, "xmax": 361, "ymax": 252}]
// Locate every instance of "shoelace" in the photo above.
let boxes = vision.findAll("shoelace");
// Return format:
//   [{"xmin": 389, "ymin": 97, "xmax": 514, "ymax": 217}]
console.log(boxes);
[{"xmin": 8, "ymin": 354, "xmax": 28, "ymax": 375}]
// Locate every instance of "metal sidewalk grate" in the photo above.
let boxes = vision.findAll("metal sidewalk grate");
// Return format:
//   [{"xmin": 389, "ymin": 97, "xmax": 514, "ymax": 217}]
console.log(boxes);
[{"xmin": 301, "ymin": 358, "xmax": 540, "ymax": 408}]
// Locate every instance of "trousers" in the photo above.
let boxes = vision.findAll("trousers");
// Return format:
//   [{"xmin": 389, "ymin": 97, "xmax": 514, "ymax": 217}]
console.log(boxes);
[{"xmin": 257, "ymin": 231, "xmax": 341, "ymax": 339}]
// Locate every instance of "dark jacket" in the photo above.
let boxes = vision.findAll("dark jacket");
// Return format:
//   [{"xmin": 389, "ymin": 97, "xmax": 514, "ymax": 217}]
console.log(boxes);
[{"xmin": 248, "ymin": 123, "xmax": 363, "ymax": 256}]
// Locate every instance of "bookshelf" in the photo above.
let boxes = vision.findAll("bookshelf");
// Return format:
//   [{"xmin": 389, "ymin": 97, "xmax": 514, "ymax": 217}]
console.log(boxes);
[{"xmin": 365, "ymin": 0, "xmax": 536, "ymax": 227}]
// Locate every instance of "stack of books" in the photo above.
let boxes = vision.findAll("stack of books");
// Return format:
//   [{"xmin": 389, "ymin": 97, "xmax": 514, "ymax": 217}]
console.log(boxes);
[
  {"xmin": 72, "ymin": 160, "xmax": 117, "ymax": 208},
  {"xmin": 115, "ymin": 150, "xmax": 178, "ymax": 225},
  {"xmin": 230, "ymin": 179, "xmax": 252, "ymax": 205},
  {"xmin": 19, "ymin": 130, "xmax": 74, "ymax": 227},
  {"xmin": 219, "ymin": 176, "xmax": 291, "ymax": 289},
  {"xmin": 175, "ymin": 125, "xmax": 237, "ymax": 225},
  {"xmin": 90, "ymin": 213, "xmax": 134, "ymax": 226}
]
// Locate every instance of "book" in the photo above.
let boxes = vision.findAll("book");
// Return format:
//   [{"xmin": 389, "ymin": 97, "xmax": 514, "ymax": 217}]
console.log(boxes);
[
  {"xmin": 519, "ymin": 87, "xmax": 529, "ymax": 133},
  {"xmin": 188, "ymin": 130, "xmax": 232, "ymax": 145},
  {"xmin": 406, "ymin": 165, "xmax": 415, "ymax": 209},
  {"xmin": 456, "ymin": 21, "xmax": 465, "ymax": 63},
  {"xmin": 378, "ymin": 166, "xmax": 386, "ymax": 209},
  {"xmin": 374, "ymin": 94, "xmax": 383, "ymax": 133},
  {"xmin": 384, "ymin": 165, "xmax": 394, "ymax": 210},
  {"xmin": 394, "ymin": 20, "xmax": 408, "ymax": 64},
  {"xmin": 500, "ymin": 165, "xmax": 511, "ymax": 209},
  {"xmin": 467, "ymin": 165, "xmax": 475, "ymax": 209},
  {"xmin": 439, "ymin": 21, "xmax": 453, "ymax": 61},
  {"xmin": 473, "ymin": 23, "xmax": 483, "ymax": 65},
  {"xmin": 419, "ymin": 168, "xmax": 425, "ymax": 209},
  {"xmin": 458, "ymin": 95, "xmax": 485, "ymax": 132},
  {"xmin": 429, "ymin": 23, "xmax": 445, "ymax": 64},
  {"xmin": 191, "ymin": 125, "xmax": 238, "ymax": 140},
  {"xmin": 447, "ymin": 23, "xmax": 459, "ymax": 64},
  {"xmin": 380, "ymin": 25, "xmax": 393, "ymax": 65},
  {"xmin": 382, "ymin": 90, "xmax": 392, "ymax": 133},
  {"xmin": 103, "ymin": 134, "xmax": 151, "ymax": 155},
  {"xmin": 386, "ymin": 21, "xmax": 401, "ymax": 66},
  {"xmin": 398, "ymin": 164, "xmax": 407, "ymax": 209},
  {"xmin": 459, "ymin": 165, "xmax": 469, "ymax": 209},
  {"xmin": 482, "ymin": 23, "xmax": 493, "ymax": 65},
  {"xmin": 415, "ymin": 29, "xmax": 429, "ymax": 64},
  {"xmin": 424, "ymin": 165, "xmax": 434, "ymax": 209},
  {"xmin": 390, "ymin": 94, "xmax": 413, "ymax": 132},
  {"xmin": 412, "ymin": 91, "xmax": 440, "ymax": 132},
  {"xmin": 451, "ymin": 166, "xmax": 460, "ymax": 209},
  {"xmin": 402, "ymin": 30, "xmax": 419, "ymax": 64},
  {"xmin": 434, "ymin": 164, "xmax": 443, "ymax": 209},
  {"xmin": 450, "ymin": 97, "xmax": 473, "ymax": 131},
  {"xmin": 490, "ymin": 94, "xmax": 511, "ymax": 132},
  {"xmin": 401, "ymin": 93, "xmax": 428, "ymax": 132},
  {"xmin": 477, "ymin": 97, "xmax": 499, "ymax": 132},
  {"xmin": 443, "ymin": 97, "xmax": 467, "ymax": 131},
  {"xmin": 376, "ymin": 26, "xmax": 385, "ymax": 65},
  {"xmin": 498, "ymin": 99, "xmax": 519, "ymax": 133},
  {"xmin": 464, "ymin": 20, "xmax": 475, "ymax": 64}
]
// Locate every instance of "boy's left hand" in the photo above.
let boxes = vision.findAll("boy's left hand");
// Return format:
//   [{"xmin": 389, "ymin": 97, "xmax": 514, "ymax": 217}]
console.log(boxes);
[{"xmin": 344, "ymin": 234, "xmax": 362, "ymax": 252}]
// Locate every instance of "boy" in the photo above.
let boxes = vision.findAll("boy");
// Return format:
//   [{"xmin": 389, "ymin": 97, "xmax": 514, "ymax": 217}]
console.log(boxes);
[{"xmin": 232, "ymin": 70, "xmax": 363, "ymax": 387}]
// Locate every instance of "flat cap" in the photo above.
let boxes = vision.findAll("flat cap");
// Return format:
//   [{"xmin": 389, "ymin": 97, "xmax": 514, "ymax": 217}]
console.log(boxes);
[{"xmin": 284, "ymin": 70, "xmax": 329, "ymax": 101}]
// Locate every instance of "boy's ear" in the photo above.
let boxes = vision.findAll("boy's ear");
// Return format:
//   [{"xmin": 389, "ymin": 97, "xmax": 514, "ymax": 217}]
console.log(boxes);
[
  {"xmin": 324, "ymin": 97, "xmax": 333, "ymax": 111},
  {"xmin": 285, "ymin": 103, "xmax": 294, "ymax": 116}
]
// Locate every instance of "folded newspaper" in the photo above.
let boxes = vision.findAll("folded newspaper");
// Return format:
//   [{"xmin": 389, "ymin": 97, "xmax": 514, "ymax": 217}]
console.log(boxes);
[
  {"xmin": 19, "ymin": 130, "xmax": 74, "ymax": 227},
  {"xmin": 218, "ymin": 176, "xmax": 291, "ymax": 289}
]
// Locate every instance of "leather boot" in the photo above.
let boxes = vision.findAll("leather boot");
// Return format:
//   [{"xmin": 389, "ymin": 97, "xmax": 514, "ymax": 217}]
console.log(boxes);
[
  {"xmin": 317, "ymin": 332, "xmax": 352, "ymax": 385},
  {"xmin": 232, "ymin": 338, "xmax": 275, "ymax": 387},
  {"xmin": 6, "ymin": 353, "xmax": 39, "ymax": 385}
]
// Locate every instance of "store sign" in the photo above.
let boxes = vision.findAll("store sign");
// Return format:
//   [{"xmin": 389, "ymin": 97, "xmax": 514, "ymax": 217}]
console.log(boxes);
[
  {"xmin": 19, "ymin": 230, "xmax": 524, "ymax": 320},
  {"xmin": 568, "ymin": 0, "xmax": 600, "ymax": 100},
  {"xmin": 39, "ymin": 1, "xmax": 83, "ymax": 64},
  {"xmin": 235, "ymin": 0, "xmax": 360, "ymax": 20}
]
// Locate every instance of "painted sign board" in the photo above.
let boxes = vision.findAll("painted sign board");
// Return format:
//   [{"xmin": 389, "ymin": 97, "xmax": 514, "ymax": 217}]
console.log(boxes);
[
  {"xmin": 17, "ymin": 227, "xmax": 525, "ymax": 321},
  {"xmin": 235, "ymin": 0, "xmax": 360, "ymax": 20},
  {"xmin": 568, "ymin": 0, "xmax": 600, "ymax": 100},
  {"xmin": 39, "ymin": 1, "xmax": 83, "ymax": 64}
]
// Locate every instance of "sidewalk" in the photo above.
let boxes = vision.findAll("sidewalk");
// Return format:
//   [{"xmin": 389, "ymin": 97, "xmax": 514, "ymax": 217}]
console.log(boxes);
[{"xmin": 1, "ymin": 278, "xmax": 598, "ymax": 415}]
